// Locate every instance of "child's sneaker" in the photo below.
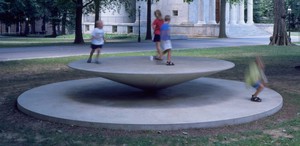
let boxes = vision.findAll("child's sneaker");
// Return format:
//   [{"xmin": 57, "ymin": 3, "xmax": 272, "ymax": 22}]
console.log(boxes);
[
  {"xmin": 251, "ymin": 95, "xmax": 262, "ymax": 102},
  {"xmin": 166, "ymin": 61, "xmax": 175, "ymax": 66},
  {"xmin": 150, "ymin": 56, "xmax": 154, "ymax": 61},
  {"xmin": 154, "ymin": 56, "xmax": 163, "ymax": 61},
  {"xmin": 87, "ymin": 59, "xmax": 91, "ymax": 63}
]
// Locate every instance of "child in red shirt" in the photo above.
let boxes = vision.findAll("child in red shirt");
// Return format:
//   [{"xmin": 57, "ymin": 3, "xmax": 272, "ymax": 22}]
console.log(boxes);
[{"xmin": 152, "ymin": 10, "xmax": 164, "ymax": 60}]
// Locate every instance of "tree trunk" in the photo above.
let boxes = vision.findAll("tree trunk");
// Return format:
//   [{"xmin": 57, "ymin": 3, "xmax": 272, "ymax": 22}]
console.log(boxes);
[
  {"xmin": 30, "ymin": 18, "xmax": 36, "ymax": 34},
  {"xmin": 25, "ymin": 20, "xmax": 29, "ymax": 36},
  {"xmin": 52, "ymin": 21, "xmax": 57, "ymax": 37},
  {"xmin": 16, "ymin": 22, "xmax": 19, "ymax": 33},
  {"xmin": 5, "ymin": 25, "xmax": 9, "ymax": 33},
  {"xmin": 61, "ymin": 12, "xmax": 67, "ymax": 35},
  {"xmin": 74, "ymin": 0, "xmax": 85, "ymax": 44},
  {"xmin": 269, "ymin": 0, "xmax": 291, "ymax": 46},
  {"xmin": 42, "ymin": 16, "xmax": 46, "ymax": 34},
  {"xmin": 57, "ymin": 21, "xmax": 61, "ymax": 35},
  {"xmin": 19, "ymin": 22, "xmax": 23, "ymax": 35},
  {"xmin": 50, "ymin": 7, "xmax": 59, "ymax": 37},
  {"xmin": 145, "ymin": 0, "xmax": 152, "ymax": 40},
  {"xmin": 94, "ymin": 0, "xmax": 100, "ymax": 27},
  {"xmin": 218, "ymin": 0, "xmax": 227, "ymax": 38}
]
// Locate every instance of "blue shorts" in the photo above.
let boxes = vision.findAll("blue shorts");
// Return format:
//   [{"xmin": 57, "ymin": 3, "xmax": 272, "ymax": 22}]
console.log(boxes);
[
  {"xmin": 91, "ymin": 44, "xmax": 103, "ymax": 49},
  {"xmin": 252, "ymin": 81, "xmax": 261, "ymax": 89},
  {"xmin": 153, "ymin": 35, "xmax": 161, "ymax": 42}
]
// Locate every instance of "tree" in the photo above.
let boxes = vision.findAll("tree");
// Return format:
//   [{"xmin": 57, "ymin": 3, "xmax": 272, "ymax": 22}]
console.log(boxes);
[
  {"xmin": 36, "ymin": 0, "xmax": 73, "ymax": 37},
  {"xmin": 92, "ymin": 0, "xmax": 125, "ymax": 27},
  {"xmin": 219, "ymin": 0, "xmax": 241, "ymax": 38},
  {"xmin": 253, "ymin": 0, "xmax": 273, "ymax": 23},
  {"xmin": 56, "ymin": 0, "xmax": 76, "ymax": 35},
  {"xmin": 73, "ymin": 0, "xmax": 93, "ymax": 44},
  {"xmin": 0, "ymin": 0, "xmax": 41, "ymax": 35},
  {"xmin": 73, "ymin": 0, "xmax": 122, "ymax": 43},
  {"xmin": 49, "ymin": 6, "xmax": 59, "ymax": 37},
  {"xmin": 144, "ymin": 0, "xmax": 193, "ymax": 40},
  {"xmin": 219, "ymin": 0, "xmax": 227, "ymax": 38},
  {"xmin": 287, "ymin": 0, "xmax": 300, "ymax": 31},
  {"xmin": 23, "ymin": 0, "xmax": 41, "ymax": 34},
  {"xmin": 94, "ymin": 0, "xmax": 100, "ymax": 25},
  {"xmin": 269, "ymin": 0, "xmax": 291, "ymax": 45},
  {"xmin": 145, "ymin": 0, "xmax": 151, "ymax": 40}
]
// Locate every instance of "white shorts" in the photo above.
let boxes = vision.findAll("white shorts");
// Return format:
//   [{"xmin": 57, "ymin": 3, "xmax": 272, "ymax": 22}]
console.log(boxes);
[{"xmin": 161, "ymin": 40, "xmax": 172, "ymax": 51}]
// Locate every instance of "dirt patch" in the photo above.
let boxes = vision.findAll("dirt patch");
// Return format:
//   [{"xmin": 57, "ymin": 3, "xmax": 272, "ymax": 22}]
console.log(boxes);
[{"xmin": 263, "ymin": 128, "xmax": 294, "ymax": 139}]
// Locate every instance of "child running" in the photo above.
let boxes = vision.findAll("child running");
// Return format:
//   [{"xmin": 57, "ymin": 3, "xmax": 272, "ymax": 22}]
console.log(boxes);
[
  {"xmin": 245, "ymin": 56, "xmax": 268, "ymax": 102},
  {"xmin": 160, "ymin": 15, "xmax": 174, "ymax": 66},
  {"xmin": 87, "ymin": 20, "xmax": 105, "ymax": 64}
]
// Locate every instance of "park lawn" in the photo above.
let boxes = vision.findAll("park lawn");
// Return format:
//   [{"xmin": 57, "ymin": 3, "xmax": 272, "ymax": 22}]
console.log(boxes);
[
  {"xmin": 291, "ymin": 32, "xmax": 300, "ymax": 36},
  {"xmin": 0, "ymin": 34, "xmax": 139, "ymax": 48},
  {"xmin": 0, "ymin": 45, "xmax": 300, "ymax": 145},
  {"xmin": 0, "ymin": 36, "xmax": 76, "ymax": 48}
]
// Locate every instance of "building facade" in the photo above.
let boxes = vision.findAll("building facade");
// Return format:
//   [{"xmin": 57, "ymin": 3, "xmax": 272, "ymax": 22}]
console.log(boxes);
[
  {"xmin": 82, "ymin": 0, "xmax": 272, "ymax": 37},
  {"xmin": 0, "ymin": 0, "xmax": 272, "ymax": 37}
]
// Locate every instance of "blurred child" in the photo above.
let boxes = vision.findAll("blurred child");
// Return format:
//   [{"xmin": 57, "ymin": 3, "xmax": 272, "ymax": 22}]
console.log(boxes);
[
  {"xmin": 87, "ymin": 20, "xmax": 105, "ymax": 64},
  {"xmin": 245, "ymin": 56, "xmax": 268, "ymax": 102},
  {"xmin": 160, "ymin": 15, "xmax": 174, "ymax": 66}
]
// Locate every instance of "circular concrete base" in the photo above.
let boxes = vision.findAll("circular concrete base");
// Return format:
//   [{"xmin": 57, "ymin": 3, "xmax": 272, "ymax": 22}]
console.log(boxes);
[{"xmin": 17, "ymin": 78, "xmax": 283, "ymax": 130}]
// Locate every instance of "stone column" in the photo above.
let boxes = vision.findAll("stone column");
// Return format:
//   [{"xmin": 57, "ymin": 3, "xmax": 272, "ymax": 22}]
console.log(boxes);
[
  {"xmin": 230, "ymin": 4, "xmax": 238, "ymax": 25},
  {"xmin": 247, "ymin": 0, "xmax": 254, "ymax": 24},
  {"xmin": 135, "ymin": 1, "xmax": 147, "ymax": 24},
  {"xmin": 134, "ymin": 3, "xmax": 138, "ymax": 24},
  {"xmin": 197, "ymin": 0, "xmax": 206, "ymax": 24},
  {"xmin": 238, "ymin": 0, "xmax": 245, "ymax": 24},
  {"xmin": 226, "ymin": 1, "xmax": 230, "ymax": 24},
  {"xmin": 208, "ymin": 0, "xmax": 216, "ymax": 24}
]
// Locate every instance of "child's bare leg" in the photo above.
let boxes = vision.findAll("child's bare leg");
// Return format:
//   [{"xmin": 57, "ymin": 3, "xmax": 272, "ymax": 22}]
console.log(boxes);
[
  {"xmin": 156, "ymin": 42, "xmax": 162, "ymax": 58},
  {"xmin": 95, "ymin": 48, "xmax": 100, "ymax": 63},
  {"xmin": 166, "ymin": 50, "xmax": 174, "ymax": 66},
  {"xmin": 167, "ymin": 49, "xmax": 171, "ymax": 62},
  {"xmin": 87, "ymin": 49, "xmax": 95, "ymax": 63},
  {"xmin": 253, "ymin": 84, "xmax": 264, "ymax": 97},
  {"xmin": 96, "ymin": 48, "xmax": 100, "ymax": 59}
]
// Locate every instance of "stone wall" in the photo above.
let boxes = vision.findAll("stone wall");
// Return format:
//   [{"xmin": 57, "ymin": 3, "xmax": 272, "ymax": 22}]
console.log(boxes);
[{"xmin": 255, "ymin": 24, "xmax": 274, "ymax": 34}]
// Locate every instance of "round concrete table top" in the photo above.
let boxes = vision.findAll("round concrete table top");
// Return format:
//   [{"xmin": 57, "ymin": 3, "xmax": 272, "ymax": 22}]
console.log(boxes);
[{"xmin": 68, "ymin": 56, "xmax": 235, "ymax": 90}]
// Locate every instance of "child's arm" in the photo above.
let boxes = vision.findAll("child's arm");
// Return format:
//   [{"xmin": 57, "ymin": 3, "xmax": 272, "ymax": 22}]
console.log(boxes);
[
  {"xmin": 152, "ymin": 20, "xmax": 157, "ymax": 30},
  {"xmin": 103, "ymin": 36, "xmax": 106, "ymax": 43},
  {"xmin": 103, "ymin": 32, "xmax": 106, "ymax": 43},
  {"xmin": 256, "ymin": 56, "xmax": 265, "ymax": 70},
  {"xmin": 260, "ymin": 69, "xmax": 268, "ymax": 84},
  {"xmin": 256, "ymin": 56, "xmax": 268, "ymax": 84}
]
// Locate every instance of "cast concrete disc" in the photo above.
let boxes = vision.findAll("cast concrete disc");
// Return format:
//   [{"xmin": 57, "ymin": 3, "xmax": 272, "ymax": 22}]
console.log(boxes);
[
  {"xmin": 17, "ymin": 78, "xmax": 283, "ymax": 130},
  {"xmin": 68, "ymin": 56, "xmax": 235, "ymax": 90}
]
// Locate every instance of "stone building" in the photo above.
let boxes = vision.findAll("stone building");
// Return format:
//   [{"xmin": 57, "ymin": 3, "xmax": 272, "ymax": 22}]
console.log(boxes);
[
  {"xmin": 0, "ymin": 0, "xmax": 272, "ymax": 37},
  {"xmin": 82, "ymin": 0, "xmax": 272, "ymax": 38}
]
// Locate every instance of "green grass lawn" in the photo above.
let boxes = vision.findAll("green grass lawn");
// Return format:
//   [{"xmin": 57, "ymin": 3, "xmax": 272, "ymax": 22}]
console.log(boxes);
[
  {"xmin": 291, "ymin": 32, "xmax": 300, "ymax": 36},
  {"xmin": 0, "ymin": 34, "xmax": 140, "ymax": 48},
  {"xmin": 0, "ymin": 45, "xmax": 300, "ymax": 145},
  {"xmin": 1, "ymin": 33, "xmax": 298, "ymax": 48}
]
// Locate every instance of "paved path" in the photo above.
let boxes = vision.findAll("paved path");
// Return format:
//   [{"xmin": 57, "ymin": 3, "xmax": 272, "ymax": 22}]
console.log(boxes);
[{"xmin": 0, "ymin": 36, "xmax": 299, "ymax": 61}]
